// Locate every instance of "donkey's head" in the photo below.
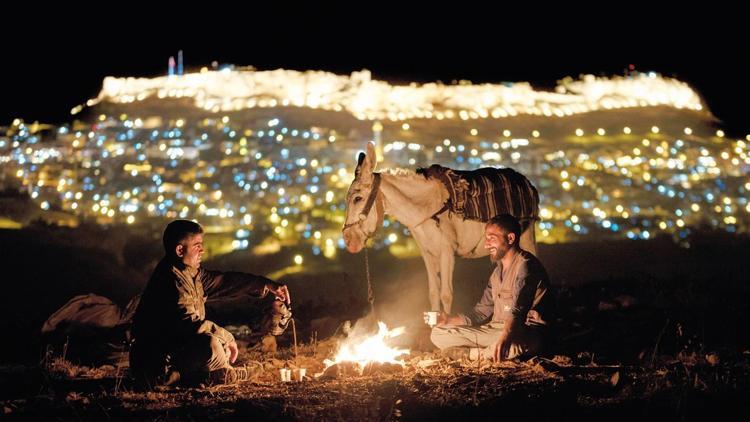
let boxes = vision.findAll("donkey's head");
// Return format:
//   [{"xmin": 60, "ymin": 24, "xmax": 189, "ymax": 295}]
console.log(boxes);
[{"xmin": 342, "ymin": 142, "xmax": 384, "ymax": 253}]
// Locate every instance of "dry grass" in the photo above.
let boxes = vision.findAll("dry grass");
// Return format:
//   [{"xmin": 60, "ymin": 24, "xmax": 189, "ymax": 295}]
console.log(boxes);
[{"xmin": 3, "ymin": 334, "xmax": 749, "ymax": 421}]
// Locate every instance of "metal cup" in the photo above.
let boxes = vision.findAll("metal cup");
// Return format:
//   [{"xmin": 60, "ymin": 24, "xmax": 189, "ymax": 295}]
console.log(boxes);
[{"xmin": 263, "ymin": 300, "xmax": 293, "ymax": 336}]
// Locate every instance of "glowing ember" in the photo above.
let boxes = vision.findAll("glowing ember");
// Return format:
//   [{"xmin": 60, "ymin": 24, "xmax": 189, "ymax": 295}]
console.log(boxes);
[{"xmin": 324, "ymin": 322, "xmax": 410, "ymax": 371}]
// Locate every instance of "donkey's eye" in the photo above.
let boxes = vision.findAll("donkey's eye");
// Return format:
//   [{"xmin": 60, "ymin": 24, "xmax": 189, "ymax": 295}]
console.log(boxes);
[{"xmin": 353, "ymin": 196, "xmax": 363, "ymax": 204}]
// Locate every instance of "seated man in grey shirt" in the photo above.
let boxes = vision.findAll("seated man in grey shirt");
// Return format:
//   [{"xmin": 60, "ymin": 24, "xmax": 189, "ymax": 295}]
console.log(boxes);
[{"xmin": 430, "ymin": 213, "xmax": 555, "ymax": 361}]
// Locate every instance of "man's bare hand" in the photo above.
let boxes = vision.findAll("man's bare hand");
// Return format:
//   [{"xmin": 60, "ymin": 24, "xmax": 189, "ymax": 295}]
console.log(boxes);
[
  {"xmin": 492, "ymin": 333, "xmax": 510, "ymax": 361},
  {"xmin": 227, "ymin": 340, "xmax": 239, "ymax": 364},
  {"xmin": 267, "ymin": 283, "xmax": 290, "ymax": 305}
]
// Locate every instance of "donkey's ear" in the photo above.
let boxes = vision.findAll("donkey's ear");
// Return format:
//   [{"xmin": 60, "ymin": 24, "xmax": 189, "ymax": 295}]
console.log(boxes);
[
  {"xmin": 365, "ymin": 142, "xmax": 376, "ymax": 172},
  {"xmin": 354, "ymin": 152, "xmax": 366, "ymax": 178},
  {"xmin": 356, "ymin": 142, "xmax": 376, "ymax": 183}
]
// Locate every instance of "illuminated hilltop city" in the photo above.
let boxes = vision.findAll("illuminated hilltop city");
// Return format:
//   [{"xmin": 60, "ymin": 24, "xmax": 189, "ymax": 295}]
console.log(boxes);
[{"xmin": 1, "ymin": 60, "xmax": 748, "ymax": 262}]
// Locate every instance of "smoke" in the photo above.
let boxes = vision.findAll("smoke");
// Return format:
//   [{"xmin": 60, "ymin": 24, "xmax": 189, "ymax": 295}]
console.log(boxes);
[
  {"xmin": 341, "ymin": 257, "xmax": 430, "ymax": 350},
  {"xmin": 375, "ymin": 270, "xmax": 430, "ymax": 329},
  {"xmin": 340, "ymin": 249, "xmax": 494, "ymax": 350}
]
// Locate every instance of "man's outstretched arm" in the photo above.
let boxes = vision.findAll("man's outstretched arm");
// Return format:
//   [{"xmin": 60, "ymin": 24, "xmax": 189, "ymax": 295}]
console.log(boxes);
[{"xmin": 201, "ymin": 269, "xmax": 290, "ymax": 303}]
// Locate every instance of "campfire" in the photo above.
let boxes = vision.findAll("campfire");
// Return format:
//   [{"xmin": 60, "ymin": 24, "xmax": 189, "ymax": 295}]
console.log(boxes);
[{"xmin": 320, "ymin": 321, "xmax": 410, "ymax": 377}]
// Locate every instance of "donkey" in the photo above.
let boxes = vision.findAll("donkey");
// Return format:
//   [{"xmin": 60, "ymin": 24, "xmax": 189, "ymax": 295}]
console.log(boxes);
[{"xmin": 342, "ymin": 142, "xmax": 538, "ymax": 313}]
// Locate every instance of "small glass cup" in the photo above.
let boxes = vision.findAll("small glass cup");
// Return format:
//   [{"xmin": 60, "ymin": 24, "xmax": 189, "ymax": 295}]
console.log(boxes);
[{"xmin": 424, "ymin": 311, "xmax": 438, "ymax": 327}]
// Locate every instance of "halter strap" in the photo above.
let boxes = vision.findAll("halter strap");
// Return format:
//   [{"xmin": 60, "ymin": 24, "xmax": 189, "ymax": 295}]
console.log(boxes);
[
  {"xmin": 343, "ymin": 173, "xmax": 381, "ymax": 231},
  {"xmin": 361, "ymin": 173, "xmax": 381, "ymax": 219}
]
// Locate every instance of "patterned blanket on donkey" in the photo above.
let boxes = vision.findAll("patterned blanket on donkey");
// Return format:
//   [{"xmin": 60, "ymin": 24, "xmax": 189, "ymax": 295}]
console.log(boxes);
[{"xmin": 417, "ymin": 164, "xmax": 539, "ymax": 226}]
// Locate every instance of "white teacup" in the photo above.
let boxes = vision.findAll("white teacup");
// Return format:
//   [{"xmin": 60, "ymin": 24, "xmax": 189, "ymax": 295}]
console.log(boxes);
[{"xmin": 423, "ymin": 311, "xmax": 438, "ymax": 327}]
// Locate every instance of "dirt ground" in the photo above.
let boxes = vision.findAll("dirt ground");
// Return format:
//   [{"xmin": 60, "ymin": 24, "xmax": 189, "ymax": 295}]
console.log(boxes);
[
  {"xmin": 2, "ymin": 337, "xmax": 749, "ymax": 421},
  {"xmin": 1, "ymin": 227, "xmax": 750, "ymax": 420}
]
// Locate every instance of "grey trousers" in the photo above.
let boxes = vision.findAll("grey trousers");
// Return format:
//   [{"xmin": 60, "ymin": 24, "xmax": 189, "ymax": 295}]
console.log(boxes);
[{"xmin": 430, "ymin": 322, "xmax": 544, "ymax": 360}]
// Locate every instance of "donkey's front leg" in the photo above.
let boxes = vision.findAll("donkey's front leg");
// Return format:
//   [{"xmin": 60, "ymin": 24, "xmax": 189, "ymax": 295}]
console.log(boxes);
[
  {"xmin": 412, "ymin": 224, "xmax": 442, "ymax": 311},
  {"xmin": 439, "ymin": 241, "xmax": 456, "ymax": 314},
  {"xmin": 421, "ymin": 251, "xmax": 442, "ymax": 312}
]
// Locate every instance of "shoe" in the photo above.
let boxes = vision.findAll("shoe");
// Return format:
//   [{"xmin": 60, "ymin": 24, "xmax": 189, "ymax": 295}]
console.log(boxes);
[
  {"xmin": 440, "ymin": 347, "xmax": 470, "ymax": 360},
  {"xmin": 469, "ymin": 347, "xmax": 483, "ymax": 361},
  {"xmin": 440, "ymin": 347, "xmax": 485, "ymax": 361},
  {"xmin": 229, "ymin": 366, "xmax": 250, "ymax": 383},
  {"xmin": 209, "ymin": 366, "xmax": 251, "ymax": 385},
  {"xmin": 163, "ymin": 369, "xmax": 181, "ymax": 386}
]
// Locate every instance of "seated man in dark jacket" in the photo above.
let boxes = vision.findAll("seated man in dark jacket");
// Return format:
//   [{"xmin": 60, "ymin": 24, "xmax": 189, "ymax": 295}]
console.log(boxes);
[{"xmin": 130, "ymin": 219, "xmax": 290, "ymax": 387}]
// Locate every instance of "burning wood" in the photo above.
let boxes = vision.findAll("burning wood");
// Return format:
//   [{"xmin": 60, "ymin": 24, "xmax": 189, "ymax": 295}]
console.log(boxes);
[{"xmin": 317, "ymin": 322, "xmax": 410, "ymax": 379}]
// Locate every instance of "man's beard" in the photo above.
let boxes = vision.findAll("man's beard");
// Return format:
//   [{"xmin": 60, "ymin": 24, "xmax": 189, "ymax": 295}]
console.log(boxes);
[{"xmin": 489, "ymin": 246, "xmax": 509, "ymax": 263}]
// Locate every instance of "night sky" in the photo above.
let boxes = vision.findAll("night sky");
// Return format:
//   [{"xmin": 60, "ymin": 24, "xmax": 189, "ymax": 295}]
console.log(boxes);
[{"xmin": 1, "ymin": 14, "xmax": 746, "ymax": 135}]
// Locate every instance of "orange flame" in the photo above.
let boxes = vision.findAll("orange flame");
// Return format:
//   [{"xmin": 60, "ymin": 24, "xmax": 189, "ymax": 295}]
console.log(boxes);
[{"xmin": 324, "ymin": 321, "xmax": 410, "ymax": 371}]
